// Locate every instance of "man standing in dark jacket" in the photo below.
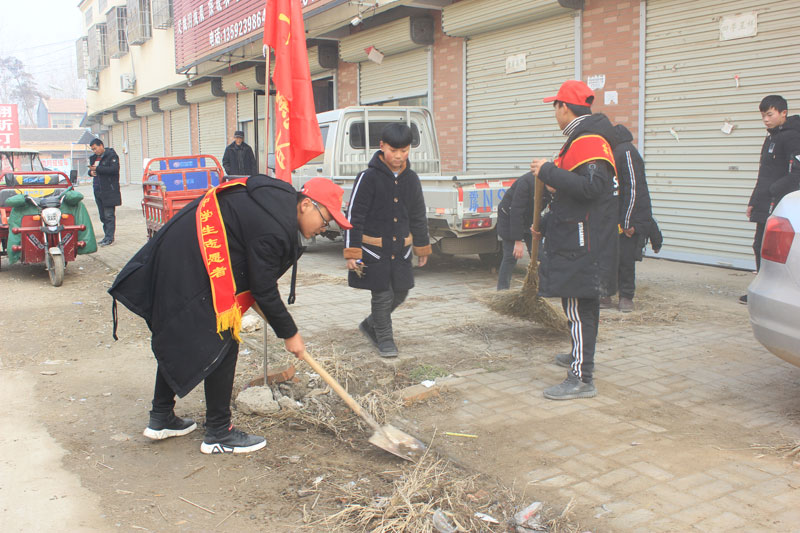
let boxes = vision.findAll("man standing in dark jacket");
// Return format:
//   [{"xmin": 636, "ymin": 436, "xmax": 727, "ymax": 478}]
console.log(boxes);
[
  {"xmin": 496, "ymin": 172, "xmax": 535, "ymax": 290},
  {"xmin": 531, "ymin": 80, "xmax": 619, "ymax": 400},
  {"xmin": 344, "ymin": 123, "xmax": 432, "ymax": 357},
  {"xmin": 109, "ymin": 176, "xmax": 351, "ymax": 454},
  {"xmin": 613, "ymin": 124, "xmax": 654, "ymax": 313},
  {"xmin": 742, "ymin": 95, "xmax": 800, "ymax": 303},
  {"xmin": 88, "ymin": 139, "xmax": 121, "ymax": 246},
  {"xmin": 222, "ymin": 130, "xmax": 257, "ymax": 176}
]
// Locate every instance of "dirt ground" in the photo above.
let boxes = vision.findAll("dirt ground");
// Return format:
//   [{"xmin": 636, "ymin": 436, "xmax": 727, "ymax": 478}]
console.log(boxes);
[{"xmin": 1, "ymin": 234, "xmax": 796, "ymax": 532}]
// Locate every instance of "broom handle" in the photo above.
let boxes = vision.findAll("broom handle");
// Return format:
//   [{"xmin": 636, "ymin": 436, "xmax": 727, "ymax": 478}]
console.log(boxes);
[
  {"xmin": 301, "ymin": 350, "xmax": 383, "ymax": 433},
  {"xmin": 530, "ymin": 176, "xmax": 545, "ymax": 259}
]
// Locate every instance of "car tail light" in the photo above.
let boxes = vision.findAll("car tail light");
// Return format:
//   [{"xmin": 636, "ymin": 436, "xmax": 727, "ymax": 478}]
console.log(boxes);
[
  {"xmin": 761, "ymin": 216, "xmax": 795, "ymax": 264},
  {"xmin": 462, "ymin": 218, "xmax": 491, "ymax": 229}
]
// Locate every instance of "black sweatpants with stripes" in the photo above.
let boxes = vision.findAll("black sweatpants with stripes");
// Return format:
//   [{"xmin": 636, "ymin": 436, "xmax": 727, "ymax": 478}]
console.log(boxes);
[{"xmin": 562, "ymin": 297, "xmax": 600, "ymax": 383}]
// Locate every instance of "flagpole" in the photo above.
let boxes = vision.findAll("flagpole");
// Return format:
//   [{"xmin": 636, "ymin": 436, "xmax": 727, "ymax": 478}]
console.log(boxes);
[{"xmin": 263, "ymin": 48, "xmax": 271, "ymax": 387}]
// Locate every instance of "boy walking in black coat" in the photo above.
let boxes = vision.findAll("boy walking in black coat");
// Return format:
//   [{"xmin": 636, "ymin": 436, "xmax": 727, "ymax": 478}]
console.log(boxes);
[
  {"xmin": 495, "ymin": 172, "xmax": 535, "ymax": 290},
  {"xmin": 88, "ymin": 139, "xmax": 121, "ymax": 246},
  {"xmin": 344, "ymin": 123, "xmax": 432, "ymax": 357}
]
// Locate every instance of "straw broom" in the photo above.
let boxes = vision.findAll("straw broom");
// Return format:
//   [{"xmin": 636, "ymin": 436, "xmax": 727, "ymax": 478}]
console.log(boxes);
[{"xmin": 484, "ymin": 176, "xmax": 568, "ymax": 332}]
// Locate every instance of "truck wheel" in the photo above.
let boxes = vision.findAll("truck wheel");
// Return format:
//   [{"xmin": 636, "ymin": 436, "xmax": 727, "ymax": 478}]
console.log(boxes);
[
  {"xmin": 479, "ymin": 252, "xmax": 503, "ymax": 269},
  {"xmin": 48, "ymin": 252, "xmax": 65, "ymax": 287}
]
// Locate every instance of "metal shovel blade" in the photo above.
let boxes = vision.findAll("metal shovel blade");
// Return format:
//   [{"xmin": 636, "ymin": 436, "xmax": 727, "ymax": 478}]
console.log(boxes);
[{"xmin": 369, "ymin": 424, "xmax": 427, "ymax": 462}]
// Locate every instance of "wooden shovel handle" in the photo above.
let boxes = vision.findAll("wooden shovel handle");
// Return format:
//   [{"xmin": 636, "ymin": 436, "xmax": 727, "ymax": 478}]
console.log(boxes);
[
  {"xmin": 301, "ymin": 350, "xmax": 383, "ymax": 433},
  {"xmin": 530, "ymin": 177, "xmax": 545, "ymax": 260}
]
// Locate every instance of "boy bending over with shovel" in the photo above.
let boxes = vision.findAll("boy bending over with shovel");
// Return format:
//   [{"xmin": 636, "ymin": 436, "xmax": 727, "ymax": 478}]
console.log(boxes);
[{"xmin": 109, "ymin": 176, "xmax": 351, "ymax": 454}]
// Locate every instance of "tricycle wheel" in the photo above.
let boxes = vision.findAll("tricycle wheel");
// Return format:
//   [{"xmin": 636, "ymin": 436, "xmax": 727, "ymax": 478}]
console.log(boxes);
[{"xmin": 48, "ymin": 252, "xmax": 65, "ymax": 287}]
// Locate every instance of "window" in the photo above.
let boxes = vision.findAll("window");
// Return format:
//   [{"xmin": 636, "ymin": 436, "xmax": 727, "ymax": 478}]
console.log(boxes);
[
  {"xmin": 307, "ymin": 125, "xmax": 329, "ymax": 164},
  {"xmin": 84, "ymin": 6, "xmax": 93, "ymax": 26},
  {"xmin": 348, "ymin": 122, "xmax": 420, "ymax": 150},
  {"xmin": 107, "ymin": 6, "xmax": 129, "ymax": 58},
  {"xmin": 75, "ymin": 37, "xmax": 88, "ymax": 79},
  {"xmin": 152, "ymin": 0, "xmax": 173, "ymax": 29},
  {"xmin": 87, "ymin": 24, "xmax": 109, "ymax": 70},
  {"xmin": 98, "ymin": 0, "xmax": 107, "ymax": 12},
  {"xmin": 127, "ymin": 0, "xmax": 152, "ymax": 45}
]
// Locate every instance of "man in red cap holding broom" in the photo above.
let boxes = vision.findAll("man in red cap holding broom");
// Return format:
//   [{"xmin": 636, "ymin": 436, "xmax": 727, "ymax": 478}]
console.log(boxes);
[
  {"xmin": 531, "ymin": 80, "xmax": 619, "ymax": 400},
  {"xmin": 109, "ymin": 175, "xmax": 352, "ymax": 454}
]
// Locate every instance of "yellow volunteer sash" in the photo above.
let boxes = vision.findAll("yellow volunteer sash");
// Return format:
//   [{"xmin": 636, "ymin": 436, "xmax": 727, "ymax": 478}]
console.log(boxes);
[{"xmin": 196, "ymin": 178, "xmax": 254, "ymax": 342}]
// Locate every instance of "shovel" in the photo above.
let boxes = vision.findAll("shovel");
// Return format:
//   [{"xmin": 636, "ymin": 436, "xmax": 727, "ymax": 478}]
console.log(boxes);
[{"xmin": 301, "ymin": 349, "xmax": 426, "ymax": 462}]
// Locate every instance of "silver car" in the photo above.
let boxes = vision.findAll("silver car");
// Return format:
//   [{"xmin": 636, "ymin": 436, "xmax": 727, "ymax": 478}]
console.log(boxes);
[{"xmin": 748, "ymin": 190, "xmax": 800, "ymax": 368}]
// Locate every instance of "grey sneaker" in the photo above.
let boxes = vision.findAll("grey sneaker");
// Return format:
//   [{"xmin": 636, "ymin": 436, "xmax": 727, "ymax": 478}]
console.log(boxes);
[
  {"xmin": 377, "ymin": 339, "xmax": 399, "ymax": 358},
  {"xmin": 599, "ymin": 296, "xmax": 614, "ymax": 309},
  {"xmin": 543, "ymin": 373, "xmax": 597, "ymax": 400},
  {"xmin": 618, "ymin": 297, "xmax": 634, "ymax": 313},
  {"xmin": 554, "ymin": 353, "xmax": 573, "ymax": 368},
  {"xmin": 200, "ymin": 425, "xmax": 266, "ymax": 454},
  {"xmin": 143, "ymin": 411, "xmax": 197, "ymax": 440},
  {"xmin": 359, "ymin": 318, "xmax": 379, "ymax": 347}
]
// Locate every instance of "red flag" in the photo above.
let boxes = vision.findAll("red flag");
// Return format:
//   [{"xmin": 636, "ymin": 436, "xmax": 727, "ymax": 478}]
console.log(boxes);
[{"xmin": 263, "ymin": 0, "xmax": 324, "ymax": 183}]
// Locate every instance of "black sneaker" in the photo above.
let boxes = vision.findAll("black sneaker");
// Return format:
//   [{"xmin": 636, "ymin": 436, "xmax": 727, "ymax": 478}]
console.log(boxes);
[
  {"xmin": 738, "ymin": 294, "xmax": 748, "ymax": 305},
  {"xmin": 554, "ymin": 353, "xmax": 573, "ymax": 368},
  {"xmin": 359, "ymin": 318, "xmax": 379, "ymax": 348},
  {"xmin": 99, "ymin": 239, "xmax": 114, "ymax": 247},
  {"xmin": 599, "ymin": 296, "xmax": 614, "ymax": 309},
  {"xmin": 377, "ymin": 339, "xmax": 399, "ymax": 358},
  {"xmin": 143, "ymin": 411, "xmax": 197, "ymax": 440},
  {"xmin": 543, "ymin": 372, "xmax": 597, "ymax": 400},
  {"xmin": 200, "ymin": 425, "xmax": 266, "ymax": 454}
]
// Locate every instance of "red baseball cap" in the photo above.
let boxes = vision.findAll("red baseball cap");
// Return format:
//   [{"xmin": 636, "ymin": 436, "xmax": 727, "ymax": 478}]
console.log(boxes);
[
  {"xmin": 300, "ymin": 177, "xmax": 353, "ymax": 230},
  {"xmin": 543, "ymin": 80, "xmax": 595, "ymax": 107}
]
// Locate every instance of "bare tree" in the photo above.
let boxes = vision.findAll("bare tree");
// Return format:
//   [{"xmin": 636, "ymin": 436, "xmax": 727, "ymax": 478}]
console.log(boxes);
[{"xmin": 0, "ymin": 56, "xmax": 45, "ymax": 126}]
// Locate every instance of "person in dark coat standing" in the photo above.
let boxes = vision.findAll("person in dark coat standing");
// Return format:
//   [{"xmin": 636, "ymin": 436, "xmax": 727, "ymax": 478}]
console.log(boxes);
[
  {"xmin": 109, "ymin": 176, "xmax": 351, "ymax": 454},
  {"xmin": 88, "ymin": 138, "xmax": 121, "ymax": 246},
  {"xmin": 531, "ymin": 80, "xmax": 619, "ymax": 401},
  {"xmin": 612, "ymin": 124, "xmax": 654, "ymax": 313},
  {"xmin": 222, "ymin": 130, "xmax": 258, "ymax": 176},
  {"xmin": 742, "ymin": 95, "xmax": 800, "ymax": 303},
  {"xmin": 344, "ymin": 123, "xmax": 432, "ymax": 358},
  {"xmin": 495, "ymin": 172, "xmax": 535, "ymax": 290}
]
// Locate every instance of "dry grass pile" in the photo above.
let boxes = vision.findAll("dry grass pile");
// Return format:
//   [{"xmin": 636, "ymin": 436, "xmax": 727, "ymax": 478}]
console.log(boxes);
[{"xmin": 321, "ymin": 448, "xmax": 514, "ymax": 532}]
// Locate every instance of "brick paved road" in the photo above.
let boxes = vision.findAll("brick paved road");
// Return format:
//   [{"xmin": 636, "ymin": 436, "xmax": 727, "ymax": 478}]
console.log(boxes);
[{"xmin": 87, "ymin": 184, "xmax": 800, "ymax": 532}]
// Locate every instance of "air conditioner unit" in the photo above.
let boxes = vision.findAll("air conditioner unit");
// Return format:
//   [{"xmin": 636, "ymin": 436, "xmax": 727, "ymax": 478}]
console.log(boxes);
[
  {"xmin": 87, "ymin": 70, "xmax": 100, "ymax": 91},
  {"xmin": 120, "ymin": 73, "xmax": 136, "ymax": 93}
]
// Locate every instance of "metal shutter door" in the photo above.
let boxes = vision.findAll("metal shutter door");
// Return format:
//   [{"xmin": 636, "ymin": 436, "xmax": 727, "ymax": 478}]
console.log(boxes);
[
  {"xmin": 237, "ymin": 92, "xmax": 254, "ymax": 122},
  {"xmin": 111, "ymin": 124, "xmax": 126, "ymax": 184},
  {"xmin": 198, "ymin": 99, "xmax": 226, "ymax": 158},
  {"xmin": 465, "ymin": 14, "xmax": 575, "ymax": 172},
  {"xmin": 170, "ymin": 108, "xmax": 191, "ymax": 156},
  {"xmin": 644, "ymin": 0, "xmax": 800, "ymax": 269},
  {"xmin": 359, "ymin": 48, "xmax": 429, "ymax": 105},
  {"xmin": 127, "ymin": 119, "xmax": 144, "ymax": 182},
  {"xmin": 146, "ymin": 114, "xmax": 164, "ymax": 159}
]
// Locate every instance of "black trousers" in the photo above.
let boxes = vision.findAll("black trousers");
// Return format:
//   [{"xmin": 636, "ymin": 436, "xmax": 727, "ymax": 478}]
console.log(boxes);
[
  {"xmin": 95, "ymin": 195, "xmax": 116, "ymax": 241},
  {"xmin": 151, "ymin": 341, "xmax": 239, "ymax": 433},
  {"xmin": 368, "ymin": 284, "xmax": 408, "ymax": 342},
  {"xmin": 618, "ymin": 234, "xmax": 639, "ymax": 300},
  {"xmin": 562, "ymin": 297, "xmax": 599, "ymax": 382},
  {"xmin": 752, "ymin": 222, "xmax": 766, "ymax": 271}
]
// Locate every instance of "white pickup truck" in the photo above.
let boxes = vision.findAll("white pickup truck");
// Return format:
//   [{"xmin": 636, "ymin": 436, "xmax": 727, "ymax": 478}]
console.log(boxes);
[{"xmin": 292, "ymin": 106, "xmax": 518, "ymax": 262}]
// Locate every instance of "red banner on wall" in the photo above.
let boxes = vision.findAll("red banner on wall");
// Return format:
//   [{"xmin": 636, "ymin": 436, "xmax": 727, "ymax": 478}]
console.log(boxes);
[{"xmin": 0, "ymin": 104, "xmax": 20, "ymax": 149}]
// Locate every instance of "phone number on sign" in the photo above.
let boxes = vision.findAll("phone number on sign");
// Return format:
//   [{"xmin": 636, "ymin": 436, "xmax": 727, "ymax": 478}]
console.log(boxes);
[{"xmin": 210, "ymin": 9, "xmax": 265, "ymax": 48}]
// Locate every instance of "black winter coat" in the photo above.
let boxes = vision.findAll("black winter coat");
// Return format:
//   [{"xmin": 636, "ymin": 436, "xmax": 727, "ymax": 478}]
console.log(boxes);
[
  {"xmin": 537, "ymin": 114, "xmax": 619, "ymax": 299},
  {"xmin": 222, "ymin": 142, "xmax": 257, "ymax": 176},
  {"xmin": 108, "ymin": 175, "xmax": 302, "ymax": 397},
  {"xmin": 89, "ymin": 147, "xmax": 121, "ymax": 206},
  {"xmin": 344, "ymin": 151, "xmax": 430, "ymax": 291},
  {"xmin": 749, "ymin": 115, "xmax": 800, "ymax": 223},
  {"xmin": 496, "ymin": 172, "xmax": 535, "ymax": 242},
  {"xmin": 612, "ymin": 124, "xmax": 652, "ymax": 232}
]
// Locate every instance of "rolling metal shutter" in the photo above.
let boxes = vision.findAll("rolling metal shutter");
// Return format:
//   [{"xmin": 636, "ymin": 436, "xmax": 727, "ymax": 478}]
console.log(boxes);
[
  {"xmin": 198, "ymin": 99, "xmax": 226, "ymax": 158},
  {"xmin": 111, "ymin": 124, "xmax": 126, "ymax": 184},
  {"xmin": 146, "ymin": 114, "xmax": 164, "ymax": 160},
  {"xmin": 170, "ymin": 108, "xmax": 191, "ymax": 156},
  {"xmin": 126, "ymin": 119, "xmax": 144, "ymax": 182},
  {"xmin": 644, "ymin": 0, "xmax": 800, "ymax": 269},
  {"xmin": 237, "ymin": 92, "xmax": 255, "ymax": 122},
  {"xmin": 360, "ymin": 47, "xmax": 429, "ymax": 105},
  {"xmin": 465, "ymin": 14, "xmax": 575, "ymax": 172}
]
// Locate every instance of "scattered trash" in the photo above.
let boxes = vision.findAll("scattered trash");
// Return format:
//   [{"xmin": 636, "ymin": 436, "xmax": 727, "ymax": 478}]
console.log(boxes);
[
  {"xmin": 630, "ymin": 441, "xmax": 641, "ymax": 446},
  {"xmin": 432, "ymin": 508, "xmax": 457, "ymax": 533},
  {"xmin": 289, "ymin": 455, "xmax": 301, "ymax": 464},
  {"xmin": 313, "ymin": 475, "xmax": 324, "ymax": 486},
  {"xmin": 40, "ymin": 371, "xmax": 57, "ymax": 376},
  {"xmin": 102, "ymin": 392, "xmax": 112, "ymax": 397},
  {"xmin": 514, "ymin": 501, "xmax": 543, "ymax": 525},
  {"xmin": 421, "ymin": 380, "xmax": 436, "ymax": 388},
  {"xmin": 474, "ymin": 511, "xmax": 499, "ymax": 524},
  {"xmin": 444, "ymin": 432, "xmax": 478, "ymax": 439},
  {"xmin": 240, "ymin": 348, "xmax": 251, "ymax": 355},
  {"xmin": 594, "ymin": 503, "xmax": 612, "ymax": 518}
]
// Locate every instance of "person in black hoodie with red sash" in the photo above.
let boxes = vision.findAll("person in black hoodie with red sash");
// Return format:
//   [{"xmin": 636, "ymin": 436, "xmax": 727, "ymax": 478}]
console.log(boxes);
[
  {"xmin": 531, "ymin": 80, "xmax": 619, "ymax": 401},
  {"xmin": 108, "ymin": 176, "xmax": 351, "ymax": 454}
]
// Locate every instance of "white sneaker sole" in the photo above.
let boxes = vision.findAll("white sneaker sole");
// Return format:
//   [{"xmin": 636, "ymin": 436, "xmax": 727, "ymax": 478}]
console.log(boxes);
[
  {"xmin": 199, "ymin": 438, "xmax": 267, "ymax": 455},
  {"xmin": 143, "ymin": 422, "xmax": 197, "ymax": 440}
]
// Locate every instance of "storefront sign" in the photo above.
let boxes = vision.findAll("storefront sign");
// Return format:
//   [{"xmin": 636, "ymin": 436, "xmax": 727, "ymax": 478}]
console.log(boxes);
[
  {"xmin": 174, "ymin": 0, "xmax": 343, "ymax": 71},
  {"xmin": 0, "ymin": 104, "xmax": 20, "ymax": 149},
  {"xmin": 41, "ymin": 158, "xmax": 71, "ymax": 174},
  {"xmin": 719, "ymin": 12, "xmax": 757, "ymax": 41}
]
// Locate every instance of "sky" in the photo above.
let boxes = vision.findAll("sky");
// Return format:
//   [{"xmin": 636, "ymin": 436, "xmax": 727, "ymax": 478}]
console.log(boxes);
[{"xmin": 0, "ymin": 0, "xmax": 85, "ymax": 99}]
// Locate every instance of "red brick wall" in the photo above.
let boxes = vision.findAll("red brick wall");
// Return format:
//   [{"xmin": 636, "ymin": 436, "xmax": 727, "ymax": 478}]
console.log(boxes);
[
  {"xmin": 190, "ymin": 103, "xmax": 200, "ymax": 155},
  {"xmin": 431, "ymin": 10, "xmax": 464, "ymax": 174},
  {"xmin": 337, "ymin": 60, "xmax": 358, "ymax": 107},
  {"xmin": 226, "ymin": 93, "xmax": 237, "ymax": 140},
  {"xmin": 581, "ymin": 0, "xmax": 641, "ymax": 145}
]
